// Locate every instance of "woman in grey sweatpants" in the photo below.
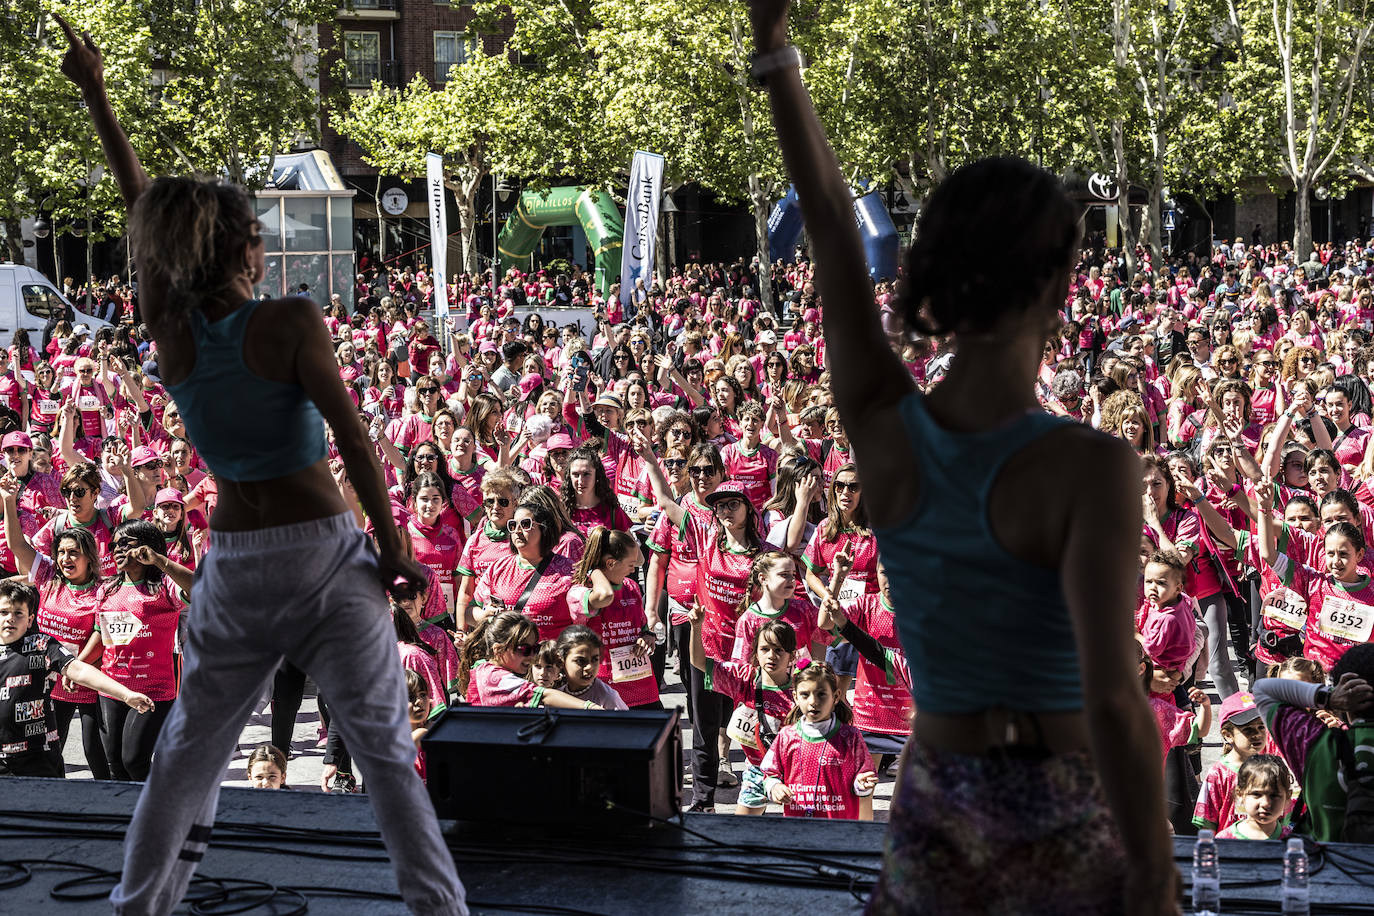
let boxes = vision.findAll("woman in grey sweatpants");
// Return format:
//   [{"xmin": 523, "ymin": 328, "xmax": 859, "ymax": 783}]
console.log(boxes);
[
  {"xmin": 110, "ymin": 515, "xmax": 465, "ymax": 915},
  {"xmin": 56, "ymin": 16, "xmax": 466, "ymax": 915}
]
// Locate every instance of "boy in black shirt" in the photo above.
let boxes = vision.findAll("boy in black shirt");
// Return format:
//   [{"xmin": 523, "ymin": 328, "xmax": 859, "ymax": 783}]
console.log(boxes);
[{"xmin": 0, "ymin": 580, "xmax": 152, "ymax": 777}]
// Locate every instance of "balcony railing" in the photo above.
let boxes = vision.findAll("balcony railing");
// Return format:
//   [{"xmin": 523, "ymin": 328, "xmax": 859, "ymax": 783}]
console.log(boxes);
[{"xmin": 345, "ymin": 59, "xmax": 401, "ymax": 89}]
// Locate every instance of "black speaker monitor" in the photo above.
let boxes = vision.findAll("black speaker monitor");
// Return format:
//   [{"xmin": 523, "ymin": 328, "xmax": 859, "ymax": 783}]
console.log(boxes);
[{"xmin": 423, "ymin": 706, "xmax": 682, "ymax": 825}]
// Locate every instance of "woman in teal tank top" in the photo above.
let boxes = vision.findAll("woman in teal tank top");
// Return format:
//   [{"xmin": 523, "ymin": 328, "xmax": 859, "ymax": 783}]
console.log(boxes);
[
  {"xmin": 750, "ymin": 4, "xmax": 1177, "ymax": 914},
  {"xmin": 59, "ymin": 17, "xmax": 467, "ymax": 916}
]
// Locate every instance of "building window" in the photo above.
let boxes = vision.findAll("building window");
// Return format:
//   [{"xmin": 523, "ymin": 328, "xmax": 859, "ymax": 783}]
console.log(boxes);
[
  {"xmin": 435, "ymin": 32, "xmax": 475, "ymax": 82},
  {"xmin": 344, "ymin": 31, "xmax": 381, "ymax": 87}
]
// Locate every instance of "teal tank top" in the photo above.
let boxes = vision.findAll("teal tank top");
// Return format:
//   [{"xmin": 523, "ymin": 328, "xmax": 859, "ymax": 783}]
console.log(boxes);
[
  {"xmin": 164, "ymin": 301, "xmax": 327, "ymax": 482},
  {"xmin": 877, "ymin": 392, "xmax": 1083, "ymax": 715}
]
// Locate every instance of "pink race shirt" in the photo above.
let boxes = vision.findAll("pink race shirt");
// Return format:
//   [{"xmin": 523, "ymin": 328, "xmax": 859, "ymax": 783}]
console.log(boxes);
[
  {"xmin": 729, "ymin": 598, "xmax": 823, "ymax": 665},
  {"xmin": 1272, "ymin": 557, "xmax": 1374, "ymax": 672},
  {"xmin": 466, "ymin": 659, "xmax": 541, "ymax": 707},
  {"xmin": 683, "ymin": 514, "xmax": 774, "ymax": 660},
  {"xmin": 802, "ymin": 529, "xmax": 879, "ymax": 603},
  {"xmin": 846, "ymin": 595, "xmax": 913, "ymax": 736},
  {"xmin": 759, "ymin": 720, "xmax": 875, "ymax": 820},
  {"xmin": 720, "ymin": 441, "xmax": 778, "ymax": 511},
  {"xmin": 456, "ymin": 522, "xmax": 513, "ymax": 579},
  {"xmin": 409, "ymin": 518, "xmax": 463, "ymax": 612},
  {"xmin": 568, "ymin": 579, "xmax": 659, "ymax": 708},
  {"xmin": 95, "ymin": 578, "xmax": 186, "ymax": 702},
  {"xmin": 474, "ymin": 553, "xmax": 576, "ymax": 641},
  {"xmin": 398, "ymin": 641, "xmax": 448, "ymax": 714},
  {"xmin": 1193, "ymin": 758, "xmax": 1241, "ymax": 833},
  {"xmin": 33, "ymin": 553, "xmax": 100, "ymax": 704},
  {"xmin": 704, "ymin": 658, "xmax": 795, "ymax": 766}
]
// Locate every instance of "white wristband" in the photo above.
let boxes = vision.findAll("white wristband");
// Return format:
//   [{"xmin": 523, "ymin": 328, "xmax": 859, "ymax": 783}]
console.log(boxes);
[{"xmin": 751, "ymin": 45, "xmax": 804, "ymax": 84}]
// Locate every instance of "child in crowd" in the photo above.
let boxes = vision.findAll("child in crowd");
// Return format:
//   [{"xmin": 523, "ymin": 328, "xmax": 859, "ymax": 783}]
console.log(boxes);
[
  {"xmin": 246, "ymin": 744, "xmax": 287, "ymax": 790},
  {"xmin": 529, "ymin": 640, "xmax": 562, "ymax": 690},
  {"xmin": 687, "ymin": 600, "xmax": 802, "ymax": 815},
  {"xmin": 1194, "ymin": 691, "xmax": 1269, "ymax": 833},
  {"xmin": 0, "ymin": 579, "xmax": 152, "ymax": 778},
  {"xmin": 1214, "ymin": 755, "xmax": 1295, "ymax": 840},
  {"xmin": 556, "ymin": 625, "xmax": 627, "ymax": 711},
  {"xmin": 407, "ymin": 670, "xmax": 431, "ymax": 784},
  {"xmin": 1138, "ymin": 639, "xmax": 1211, "ymax": 766},
  {"xmin": 458, "ymin": 611, "xmax": 599, "ymax": 709},
  {"xmin": 759, "ymin": 662, "xmax": 877, "ymax": 820},
  {"xmin": 729, "ymin": 550, "xmax": 826, "ymax": 663}
]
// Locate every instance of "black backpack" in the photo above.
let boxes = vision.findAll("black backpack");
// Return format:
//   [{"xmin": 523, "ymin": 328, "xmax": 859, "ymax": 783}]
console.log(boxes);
[{"xmin": 1334, "ymin": 727, "xmax": 1374, "ymax": 843}]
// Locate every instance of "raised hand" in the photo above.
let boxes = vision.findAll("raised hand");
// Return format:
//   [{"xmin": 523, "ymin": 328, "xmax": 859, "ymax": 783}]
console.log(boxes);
[{"xmin": 53, "ymin": 12, "xmax": 105, "ymax": 96}]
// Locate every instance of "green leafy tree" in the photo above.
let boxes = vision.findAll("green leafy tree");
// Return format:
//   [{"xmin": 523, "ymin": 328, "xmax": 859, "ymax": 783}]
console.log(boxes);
[{"xmin": 1218, "ymin": 0, "xmax": 1373, "ymax": 255}]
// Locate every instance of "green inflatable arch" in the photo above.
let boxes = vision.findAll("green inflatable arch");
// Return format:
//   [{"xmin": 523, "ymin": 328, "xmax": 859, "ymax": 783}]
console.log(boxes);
[{"xmin": 496, "ymin": 187, "xmax": 625, "ymax": 295}]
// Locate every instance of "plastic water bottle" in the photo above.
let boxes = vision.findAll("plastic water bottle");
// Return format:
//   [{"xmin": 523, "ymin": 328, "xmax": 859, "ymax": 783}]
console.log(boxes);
[
  {"xmin": 1192, "ymin": 829, "xmax": 1221, "ymax": 916},
  {"xmin": 1281, "ymin": 837, "xmax": 1309, "ymax": 916}
]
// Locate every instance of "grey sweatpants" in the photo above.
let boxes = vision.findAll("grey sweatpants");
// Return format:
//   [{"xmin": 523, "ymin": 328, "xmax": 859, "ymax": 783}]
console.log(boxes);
[{"xmin": 110, "ymin": 512, "xmax": 467, "ymax": 915}]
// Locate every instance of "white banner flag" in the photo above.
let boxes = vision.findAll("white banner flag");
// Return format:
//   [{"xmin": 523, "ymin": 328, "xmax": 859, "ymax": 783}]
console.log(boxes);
[
  {"xmin": 619, "ymin": 150, "xmax": 664, "ymax": 310},
  {"xmin": 425, "ymin": 152, "xmax": 450, "ymax": 319}
]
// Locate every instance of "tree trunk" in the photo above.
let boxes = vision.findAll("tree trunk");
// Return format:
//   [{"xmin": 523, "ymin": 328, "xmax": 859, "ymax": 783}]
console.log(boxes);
[
  {"xmin": 1112, "ymin": 119, "xmax": 1139, "ymax": 276},
  {"xmin": 748, "ymin": 175, "xmax": 775, "ymax": 318},
  {"xmin": 2, "ymin": 219, "xmax": 23, "ymax": 265},
  {"xmin": 1293, "ymin": 180, "xmax": 1312, "ymax": 261},
  {"xmin": 453, "ymin": 191, "xmax": 478, "ymax": 279},
  {"xmin": 1144, "ymin": 138, "xmax": 1165, "ymax": 264}
]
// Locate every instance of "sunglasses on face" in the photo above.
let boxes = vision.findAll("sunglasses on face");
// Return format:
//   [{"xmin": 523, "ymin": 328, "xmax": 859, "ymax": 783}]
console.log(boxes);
[
  {"xmin": 61, "ymin": 486, "xmax": 88, "ymax": 498},
  {"xmin": 1299, "ymin": 356, "xmax": 1316, "ymax": 364},
  {"xmin": 662, "ymin": 458, "xmax": 687, "ymax": 470},
  {"xmin": 687, "ymin": 465, "xmax": 715, "ymax": 477},
  {"xmin": 417, "ymin": 387, "xmax": 438, "ymax": 395},
  {"xmin": 1218, "ymin": 358, "xmax": 1238, "ymax": 366},
  {"xmin": 713, "ymin": 498, "xmax": 745, "ymax": 514},
  {"xmin": 510, "ymin": 642, "xmax": 539, "ymax": 657},
  {"xmin": 507, "ymin": 517, "xmax": 535, "ymax": 532},
  {"xmin": 483, "ymin": 496, "xmax": 511, "ymax": 508},
  {"xmin": 414, "ymin": 452, "xmax": 439, "ymax": 463},
  {"xmin": 833, "ymin": 480, "xmax": 861, "ymax": 493},
  {"xmin": 113, "ymin": 537, "xmax": 140, "ymax": 549}
]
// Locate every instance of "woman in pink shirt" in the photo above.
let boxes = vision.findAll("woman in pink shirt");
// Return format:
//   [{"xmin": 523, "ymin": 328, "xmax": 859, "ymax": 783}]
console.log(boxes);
[
  {"xmin": 94, "ymin": 520, "xmax": 195, "ymax": 781},
  {"xmin": 455, "ymin": 469, "xmax": 520, "ymax": 629},
  {"xmin": 472, "ymin": 501, "xmax": 576, "ymax": 641},
  {"xmin": 561, "ymin": 447, "xmax": 632, "ymax": 536}
]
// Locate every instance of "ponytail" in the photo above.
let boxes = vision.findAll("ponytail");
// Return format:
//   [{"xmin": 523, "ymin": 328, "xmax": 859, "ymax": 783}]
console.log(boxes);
[
  {"xmin": 392, "ymin": 604, "xmax": 435, "ymax": 657},
  {"xmin": 571, "ymin": 525, "xmax": 639, "ymax": 585}
]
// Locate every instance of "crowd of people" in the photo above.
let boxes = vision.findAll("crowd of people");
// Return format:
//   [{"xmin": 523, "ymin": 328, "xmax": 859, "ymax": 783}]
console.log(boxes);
[{"xmin": 5, "ymin": 223, "xmax": 1374, "ymax": 840}]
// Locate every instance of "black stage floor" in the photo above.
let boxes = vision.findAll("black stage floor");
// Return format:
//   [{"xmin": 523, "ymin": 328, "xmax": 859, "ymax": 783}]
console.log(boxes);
[{"xmin": 1, "ymin": 777, "xmax": 1372, "ymax": 914}]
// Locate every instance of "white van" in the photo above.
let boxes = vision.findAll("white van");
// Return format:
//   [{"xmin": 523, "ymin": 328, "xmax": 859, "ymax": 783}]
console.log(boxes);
[{"xmin": 0, "ymin": 264, "xmax": 115, "ymax": 339}]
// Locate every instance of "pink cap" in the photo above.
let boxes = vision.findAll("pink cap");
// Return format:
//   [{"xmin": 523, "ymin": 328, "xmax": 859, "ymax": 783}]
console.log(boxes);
[
  {"xmin": 545, "ymin": 431, "xmax": 576, "ymax": 451},
  {"xmin": 705, "ymin": 479, "xmax": 749, "ymax": 506},
  {"xmin": 154, "ymin": 487, "xmax": 185, "ymax": 506},
  {"xmin": 518, "ymin": 373, "xmax": 544, "ymax": 399},
  {"xmin": 479, "ymin": 340, "xmax": 499, "ymax": 355},
  {"xmin": 131, "ymin": 446, "xmax": 161, "ymax": 468},
  {"xmin": 1, "ymin": 431, "xmax": 33, "ymax": 451},
  {"xmin": 1219, "ymin": 691, "xmax": 1262, "ymax": 727}
]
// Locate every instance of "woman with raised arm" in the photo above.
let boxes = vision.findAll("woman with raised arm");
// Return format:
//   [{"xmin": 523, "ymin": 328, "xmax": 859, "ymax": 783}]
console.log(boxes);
[
  {"xmin": 55, "ymin": 15, "xmax": 466, "ymax": 916},
  {"xmin": 749, "ymin": 3, "xmax": 1175, "ymax": 912}
]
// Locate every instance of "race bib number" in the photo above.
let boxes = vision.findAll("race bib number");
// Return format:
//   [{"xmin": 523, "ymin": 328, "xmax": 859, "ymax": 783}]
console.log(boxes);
[
  {"xmin": 78, "ymin": 395, "xmax": 100, "ymax": 412},
  {"xmin": 617, "ymin": 493, "xmax": 644, "ymax": 522},
  {"xmin": 1317, "ymin": 597, "xmax": 1374, "ymax": 644},
  {"xmin": 835, "ymin": 576, "xmax": 865, "ymax": 606},
  {"xmin": 1262, "ymin": 588, "xmax": 1307, "ymax": 631},
  {"xmin": 38, "ymin": 399, "xmax": 58, "ymax": 414},
  {"xmin": 609, "ymin": 643, "xmax": 652, "ymax": 684},
  {"xmin": 726, "ymin": 703, "xmax": 761, "ymax": 750},
  {"xmin": 441, "ymin": 580, "xmax": 456, "ymax": 614},
  {"xmin": 99, "ymin": 611, "xmax": 141, "ymax": 647}
]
